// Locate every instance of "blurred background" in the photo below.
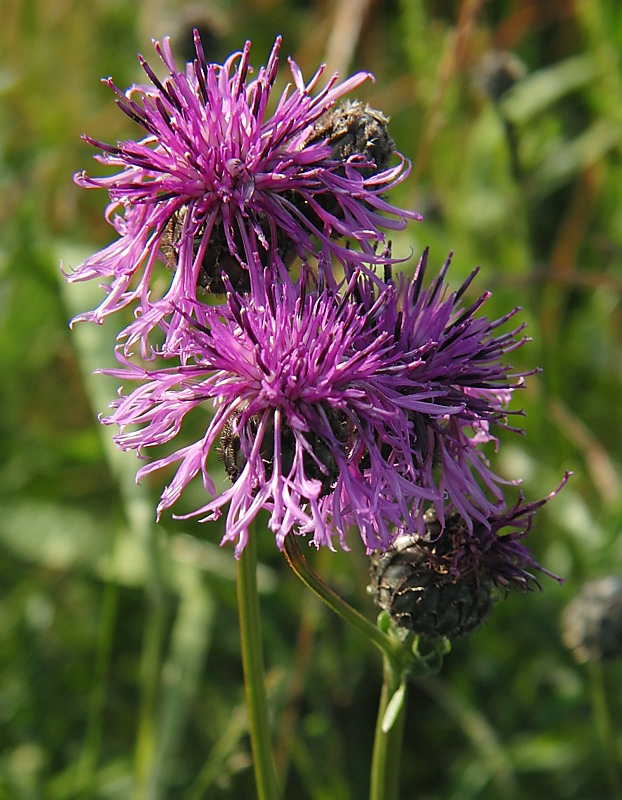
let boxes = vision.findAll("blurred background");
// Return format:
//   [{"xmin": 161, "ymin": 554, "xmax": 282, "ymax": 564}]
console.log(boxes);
[{"xmin": 1, "ymin": 0, "xmax": 621, "ymax": 798}]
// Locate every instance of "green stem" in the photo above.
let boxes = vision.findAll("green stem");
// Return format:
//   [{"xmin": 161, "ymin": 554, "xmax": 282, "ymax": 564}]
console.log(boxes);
[
  {"xmin": 73, "ymin": 573, "xmax": 119, "ymax": 799},
  {"xmin": 588, "ymin": 660, "xmax": 622, "ymax": 800},
  {"xmin": 282, "ymin": 536, "xmax": 403, "ymax": 673},
  {"xmin": 283, "ymin": 536, "xmax": 413, "ymax": 800},
  {"xmin": 370, "ymin": 657, "xmax": 407, "ymax": 800},
  {"xmin": 236, "ymin": 530, "xmax": 281, "ymax": 800}
]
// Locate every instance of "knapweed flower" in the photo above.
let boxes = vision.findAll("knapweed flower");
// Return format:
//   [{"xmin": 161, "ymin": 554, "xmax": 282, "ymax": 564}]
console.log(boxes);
[
  {"xmin": 102, "ymin": 249, "xmax": 534, "ymax": 557},
  {"xmin": 103, "ymin": 268, "xmax": 436, "ymax": 556},
  {"xmin": 370, "ymin": 478, "xmax": 568, "ymax": 640},
  {"xmin": 66, "ymin": 33, "xmax": 419, "ymax": 354},
  {"xmin": 354, "ymin": 247, "xmax": 532, "ymax": 531}
]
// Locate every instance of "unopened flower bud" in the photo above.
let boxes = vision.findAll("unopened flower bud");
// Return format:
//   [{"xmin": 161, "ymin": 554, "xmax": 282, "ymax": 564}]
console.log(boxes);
[
  {"xmin": 310, "ymin": 100, "xmax": 395, "ymax": 174},
  {"xmin": 369, "ymin": 510, "xmax": 495, "ymax": 640}
]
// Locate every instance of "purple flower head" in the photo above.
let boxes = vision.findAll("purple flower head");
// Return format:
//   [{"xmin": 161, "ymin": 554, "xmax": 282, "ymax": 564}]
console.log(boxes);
[
  {"xmin": 101, "ymin": 249, "xmax": 534, "ymax": 556},
  {"xmin": 66, "ymin": 33, "xmax": 419, "ymax": 354},
  {"xmin": 352, "ymin": 247, "xmax": 532, "ymax": 530},
  {"xmin": 103, "ymin": 269, "xmax": 438, "ymax": 556},
  {"xmin": 370, "ymin": 475, "xmax": 569, "ymax": 640},
  {"xmin": 419, "ymin": 475, "xmax": 570, "ymax": 592}
]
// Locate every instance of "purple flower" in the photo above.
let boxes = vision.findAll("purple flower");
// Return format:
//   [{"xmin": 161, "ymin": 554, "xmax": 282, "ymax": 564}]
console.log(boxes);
[
  {"xmin": 103, "ymin": 270, "xmax": 433, "ymax": 555},
  {"xmin": 354, "ymin": 248, "xmax": 531, "ymax": 530},
  {"xmin": 370, "ymin": 476, "xmax": 569, "ymax": 640},
  {"xmin": 66, "ymin": 34, "xmax": 419, "ymax": 354},
  {"xmin": 101, "ymin": 250, "xmax": 531, "ymax": 556}
]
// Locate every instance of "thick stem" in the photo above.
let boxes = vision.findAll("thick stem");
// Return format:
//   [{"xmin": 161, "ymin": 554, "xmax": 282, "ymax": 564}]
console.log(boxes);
[
  {"xmin": 236, "ymin": 531, "xmax": 281, "ymax": 800},
  {"xmin": 369, "ymin": 656, "xmax": 408, "ymax": 800}
]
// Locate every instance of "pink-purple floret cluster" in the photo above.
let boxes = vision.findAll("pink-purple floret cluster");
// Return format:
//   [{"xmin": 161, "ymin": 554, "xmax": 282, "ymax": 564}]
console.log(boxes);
[{"xmin": 66, "ymin": 32, "xmax": 566, "ymax": 582}]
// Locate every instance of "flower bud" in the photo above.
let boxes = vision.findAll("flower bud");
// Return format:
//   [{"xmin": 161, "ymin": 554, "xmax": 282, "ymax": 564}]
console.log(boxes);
[
  {"xmin": 475, "ymin": 50, "xmax": 526, "ymax": 104},
  {"xmin": 310, "ymin": 100, "xmax": 395, "ymax": 175},
  {"xmin": 561, "ymin": 576, "xmax": 622, "ymax": 663},
  {"xmin": 298, "ymin": 100, "xmax": 396, "ymax": 232},
  {"xmin": 369, "ymin": 510, "xmax": 495, "ymax": 640}
]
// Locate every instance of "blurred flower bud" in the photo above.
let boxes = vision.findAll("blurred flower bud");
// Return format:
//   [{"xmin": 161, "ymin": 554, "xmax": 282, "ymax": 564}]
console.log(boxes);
[
  {"xmin": 561, "ymin": 576, "xmax": 622, "ymax": 663},
  {"xmin": 475, "ymin": 50, "xmax": 527, "ymax": 104}
]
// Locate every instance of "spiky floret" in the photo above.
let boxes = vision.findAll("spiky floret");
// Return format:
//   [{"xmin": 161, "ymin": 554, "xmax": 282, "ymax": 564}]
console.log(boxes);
[
  {"xmin": 66, "ymin": 34, "xmax": 419, "ymax": 354},
  {"xmin": 370, "ymin": 478, "xmax": 568, "ymax": 640},
  {"xmin": 101, "ymin": 251, "xmax": 533, "ymax": 556},
  {"xmin": 352, "ymin": 247, "xmax": 533, "ymax": 530}
]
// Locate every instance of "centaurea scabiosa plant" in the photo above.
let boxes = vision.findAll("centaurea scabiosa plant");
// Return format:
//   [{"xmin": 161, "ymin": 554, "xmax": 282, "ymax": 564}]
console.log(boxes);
[
  {"xmin": 66, "ymin": 31, "xmax": 568, "ymax": 800},
  {"xmin": 93, "ymin": 247, "xmax": 568, "ymax": 798},
  {"xmin": 102, "ymin": 250, "xmax": 530, "ymax": 559},
  {"xmin": 65, "ymin": 32, "xmax": 419, "ymax": 356}
]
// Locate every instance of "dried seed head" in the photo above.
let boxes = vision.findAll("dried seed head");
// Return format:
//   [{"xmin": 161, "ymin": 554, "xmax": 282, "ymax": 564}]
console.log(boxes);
[
  {"xmin": 561, "ymin": 576, "xmax": 622, "ymax": 663},
  {"xmin": 369, "ymin": 510, "xmax": 495, "ymax": 640},
  {"xmin": 293, "ymin": 100, "xmax": 396, "ymax": 233}
]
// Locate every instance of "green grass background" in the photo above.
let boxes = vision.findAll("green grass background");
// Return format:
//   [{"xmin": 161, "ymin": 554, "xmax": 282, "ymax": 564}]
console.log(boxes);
[{"xmin": 1, "ymin": 0, "xmax": 621, "ymax": 798}]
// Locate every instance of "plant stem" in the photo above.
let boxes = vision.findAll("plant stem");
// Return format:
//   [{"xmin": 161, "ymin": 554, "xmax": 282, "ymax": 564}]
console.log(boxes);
[
  {"xmin": 369, "ymin": 656, "xmax": 407, "ymax": 800},
  {"xmin": 282, "ymin": 536, "xmax": 402, "ymax": 672},
  {"xmin": 73, "ymin": 570, "xmax": 119, "ymax": 799},
  {"xmin": 236, "ymin": 530, "xmax": 281, "ymax": 800},
  {"xmin": 589, "ymin": 660, "xmax": 622, "ymax": 800},
  {"xmin": 283, "ymin": 536, "xmax": 412, "ymax": 800}
]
